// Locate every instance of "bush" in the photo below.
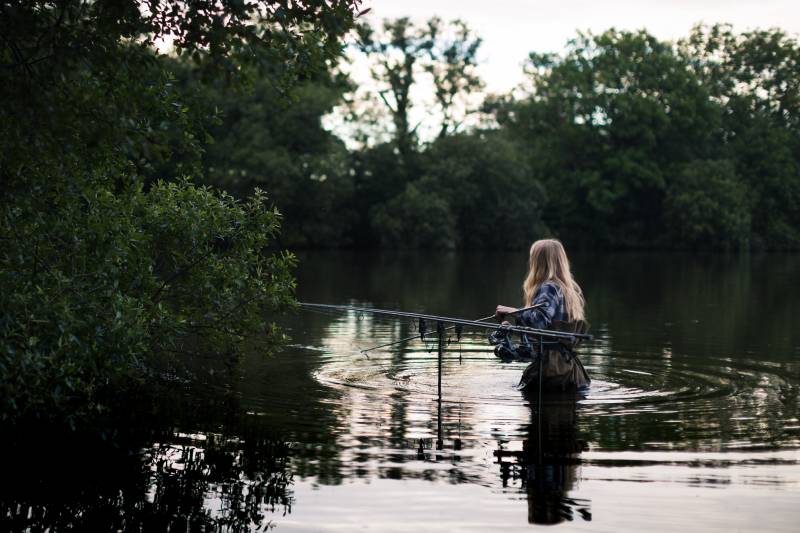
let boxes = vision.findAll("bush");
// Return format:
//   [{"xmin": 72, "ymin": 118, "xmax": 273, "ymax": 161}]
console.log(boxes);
[
  {"xmin": 422, "ymin": 133, "xmax": 549, "ymax": 249},
  {"xmin": 0, "ymin": 165, "xmax": 294, "ymax": 425},
  {"xmin": 370, "ymin": 181, "xmax": 457, "ymax": 249},
  {"xmin": 664, "ymin": 160, "xmax": 751, "ymax": 249}
]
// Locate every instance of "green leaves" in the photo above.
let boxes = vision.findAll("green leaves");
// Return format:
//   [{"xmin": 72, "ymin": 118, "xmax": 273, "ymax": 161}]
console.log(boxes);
[
  {"xmin": 189, "ymin": 58, "xmax": 355, "ymax": 247},
  {"xmin": 370, "ymin": 182, "xmax": 456, "ymax": 249},
  {"xmin": 495, "ymin": 26, "xmax": 799, "ymax": 250},
  {"xmin": 0, "ymin": 168, "xmax": 295, "ymax": 425},
  {"xmin": 0, "ymin": 1, "xmax": 360, "ymax": 426},
  {"xmin": 665, "ymin": 159, "xmax": 751, "ymax": 248}
]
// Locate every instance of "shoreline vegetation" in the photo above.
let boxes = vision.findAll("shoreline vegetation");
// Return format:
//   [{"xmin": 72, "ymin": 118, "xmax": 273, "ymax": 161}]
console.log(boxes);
[
  {"xmin": 1, "ymin": 1, "xmax": 799, "ymax": 428},
  {"xmin": 191, "ymin": 19, "xmax": 800, "ymax": 253},
  {"xmin": 0, "ymin": 0, "xmax": 362, "ymax": 428}
]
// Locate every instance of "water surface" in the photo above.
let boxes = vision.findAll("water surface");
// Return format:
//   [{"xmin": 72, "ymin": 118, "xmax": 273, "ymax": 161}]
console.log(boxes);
[{"xmin": 3, "ymin": 251, "xmax": 799, "ymax": 531}]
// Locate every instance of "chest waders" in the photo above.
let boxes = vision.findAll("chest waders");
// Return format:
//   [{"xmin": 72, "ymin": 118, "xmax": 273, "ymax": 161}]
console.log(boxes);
[{"xmin": 491, "ymin": 320, "xmax": 591, "ymax": 393}]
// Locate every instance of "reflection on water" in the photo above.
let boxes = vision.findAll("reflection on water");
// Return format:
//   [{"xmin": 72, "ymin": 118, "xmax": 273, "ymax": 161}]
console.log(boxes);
[
  {"xmin": 1, "ymin": 388, "xmax": 296, "ymax": 532},
  {"xmin": 143, "ymin": 433, "xmax": 294, "ymax": 530},
  {"xmin": 1, "ymin": 251, "xmax": 799, "ymax": 531},
  {"xmin": 495, "ymin": 394, "xmax": 592, "ymax": 525}
]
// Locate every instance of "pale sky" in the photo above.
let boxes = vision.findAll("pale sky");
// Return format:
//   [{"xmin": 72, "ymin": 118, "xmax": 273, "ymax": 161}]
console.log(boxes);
[{"xmin": 360, "ymin": 0, "xmax": 799, "ymax": 94}]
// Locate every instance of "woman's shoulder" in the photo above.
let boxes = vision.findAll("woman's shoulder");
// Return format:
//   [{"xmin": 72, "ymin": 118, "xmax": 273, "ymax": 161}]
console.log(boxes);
[
  {"xmin": 538, "ymin": 280, "xmax": 564, "ymax": 295},
  {"xmin": 532, "ymin": 280, "xmax": 564, "ymax": 304}
]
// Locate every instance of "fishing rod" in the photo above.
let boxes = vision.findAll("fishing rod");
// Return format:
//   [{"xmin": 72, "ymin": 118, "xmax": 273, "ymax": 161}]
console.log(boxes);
[
  {"xmin": 358, "ymin": 304, "xmax": 545, "ymax": 355},
  {"xmin": 298, "ymin": 302, "xmax": 592, "ymax": 341}
]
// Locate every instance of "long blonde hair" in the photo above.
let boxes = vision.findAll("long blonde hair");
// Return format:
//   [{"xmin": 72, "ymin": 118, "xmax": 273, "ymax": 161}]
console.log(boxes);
[{"xmin": 523, "ymin": 239, "xmax": 585, "ymax": 321}]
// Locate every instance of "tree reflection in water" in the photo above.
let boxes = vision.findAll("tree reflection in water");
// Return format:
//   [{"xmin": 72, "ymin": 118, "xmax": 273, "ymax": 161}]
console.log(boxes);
[
  {"xmin": 495, "ymin": 392, "xmax": 592, "ymax": 525},
  {"xmin": 143, "ymin": 433, "xmax": 293, "ymax": 531},
  {"xmin": 1, "ymin": 429, "xmax": 294, "ymax": 532},
  {"xmin": 0, "ymin": 378, "xmax": 296, "ymax": 532}
]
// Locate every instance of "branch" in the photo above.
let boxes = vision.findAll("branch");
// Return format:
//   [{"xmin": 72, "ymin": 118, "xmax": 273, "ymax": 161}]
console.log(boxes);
[
  {"xmin": 377, "ymin": 89, "xmax": 397, "ymax": 114},
  {"xmin": 151, "ymin": 250, "xmax": 214, "ymax": 303}
]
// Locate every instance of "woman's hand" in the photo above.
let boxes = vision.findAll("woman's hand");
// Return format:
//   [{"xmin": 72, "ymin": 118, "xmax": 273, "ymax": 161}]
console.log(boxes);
[{"xmin": 495, "ymin": 305, "xmax": 518, "ymax": 318}]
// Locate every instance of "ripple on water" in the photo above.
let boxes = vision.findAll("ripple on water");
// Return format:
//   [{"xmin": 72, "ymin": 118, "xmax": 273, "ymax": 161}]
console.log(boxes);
[{"xmin": 299, "ymin": 319, "xmax": 799, "ymax": 451}]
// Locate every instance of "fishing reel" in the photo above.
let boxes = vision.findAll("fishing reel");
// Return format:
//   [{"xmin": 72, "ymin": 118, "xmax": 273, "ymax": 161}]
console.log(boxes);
[
  {"xmin": 488, "ymin": 320, "xmax": 515, "ymax": 346},
  {"xmin": 487, "ymin": 328, "xmax": 509, "ymax": 346},
  {"xmin": 489, "ymin": 327, "xmax": 535, "ymax": 362}
]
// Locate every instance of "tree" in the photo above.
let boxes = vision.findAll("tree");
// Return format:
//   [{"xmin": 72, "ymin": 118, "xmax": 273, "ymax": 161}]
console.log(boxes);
[
  {"xmin": 421, "ymin": 132, "xmax": 548, "ymax": 248},
  {"xmin": 493, "ymin": 29, "xmax": 726, "ymax": 248},
  {"xmin": 370, "ymin": 182, "xmax": 456, "ymax": 249},
  {"xmin": 424, "ymin": 18, "xmax": 484, "ymax": 139},
  {"xmin": 178, "ymin": 61, "xmax": 358, "ymax": 247},
  {"xmin": 0, "ymin": 0, "xmax": 362, "ymax": 425},
  {"xmin": 353, "ymin": 17, "xmax": 484, "ymax": 151},
  {"xmin": 350, "ymin": 17, "xmax": 485, "ymax": 247},
  {"xmin": 680, "ymin": 25, "xmax": 800, "ymax": 248},
  {"xmin": 664, "ymin": 159, "xmax": 751, "ymax": 248},
  {"xmin": 366, "ymin": 131, "xmax": 549, "ymax": 250},
  {"xmin": 355, "ymin": 17, "xmax": 432, "ymax": 158}
]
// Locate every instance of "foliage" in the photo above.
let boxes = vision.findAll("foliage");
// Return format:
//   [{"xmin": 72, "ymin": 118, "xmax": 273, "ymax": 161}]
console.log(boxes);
[
  {"xmin": 490, "ymin": 25, "xmax": 799, "ymax": 250},
  {"xmin": 347, "ymin": 142, "xmax": 423, "ymax": 245},
  {"xmin": 492, "ymin": 29, "xmax": 722, "ymax": 247},
  {"xmin": 340, "ymin": 17, "xmax": 498, "ymax": 247},
  {"xmin": 370, "ymin": 181, "xmax": 456, "ymax": 249},
  {"xmin": 424, "ymin": 18, "xmax": 485, "ymax": 139},
  {"xmin": 1, "ymin": 0, "xmax": 363, "ymax": 177},
  {"xmin": 679, "ymin": 25, "xmax": 800, "ymax": 248},
  {"xmin": 354, "ymin": 17, "xmax": 432, "ymax": 157},
  {"xmin": 364, "ymin": 132, "xmax": 547, "ymax": 249},
  {"xmin": 190, "ymin": 21, "xmax": 798, "ymax": 252},
  {"xmin": 0, "ymin": 1, "xmax": 361, "ymax": 425},
  {"xmin": 664, "ymin": 159, "xmax": 751, "ymax": 248},
  {"xmin": 420, "ymin": 133, "xmax": 547, "ymax": 249},
  {"xmin": 1, "ymin": 168, "xmax": 294, "ymax": 424},
  {"xmin": 175, "ymin": 60, "xmax": 358, "ymax": 247}
]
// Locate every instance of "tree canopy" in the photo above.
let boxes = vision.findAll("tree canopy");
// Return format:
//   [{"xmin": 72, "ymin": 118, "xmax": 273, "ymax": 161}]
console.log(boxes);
[
  {"xmin": 201, "ymin": 20, "xmax": 800, "ymax": 251},
  {"xmin": 0, "ymin": 0, "xmax": 362, "ymax": 425}
]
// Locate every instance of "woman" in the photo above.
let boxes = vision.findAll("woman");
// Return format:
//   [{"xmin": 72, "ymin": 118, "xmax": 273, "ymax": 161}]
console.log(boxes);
[{"xmin": 495, "ymin": 239, "xmax": 591, "ymax": 392}]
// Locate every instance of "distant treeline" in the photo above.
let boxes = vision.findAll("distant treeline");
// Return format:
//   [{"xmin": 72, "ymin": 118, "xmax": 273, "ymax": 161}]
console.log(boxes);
[{"xmin": 176, "ymin": 20, "xmax": 800, "ymax": 250}]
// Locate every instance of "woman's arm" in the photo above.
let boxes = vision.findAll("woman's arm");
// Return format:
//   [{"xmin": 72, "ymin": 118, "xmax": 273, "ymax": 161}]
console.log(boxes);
[{"xmin": 517, "ymin": 283, "xmax": 561, "ymax": 329}]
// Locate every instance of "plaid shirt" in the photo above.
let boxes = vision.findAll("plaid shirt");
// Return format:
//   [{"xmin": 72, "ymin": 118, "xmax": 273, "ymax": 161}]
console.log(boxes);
[{"xmin": 517, "ymin": 281, "xmax": 567, "ymax": 329}]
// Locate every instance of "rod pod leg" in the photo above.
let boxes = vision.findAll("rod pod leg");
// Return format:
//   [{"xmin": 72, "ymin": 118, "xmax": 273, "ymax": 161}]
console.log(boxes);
[
  {"xmin": 437, "ymin": 321, "xmax": 445, "ymax": 451},
  {"xmin": 538, "ymin": 336, "xmax": 544, "ymax": 463}
]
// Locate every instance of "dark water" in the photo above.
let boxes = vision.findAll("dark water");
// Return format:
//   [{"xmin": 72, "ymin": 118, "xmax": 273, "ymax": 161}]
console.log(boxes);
[{"xmin": 3, "ymin": 252, "xmax": 799, "ymax": 531}]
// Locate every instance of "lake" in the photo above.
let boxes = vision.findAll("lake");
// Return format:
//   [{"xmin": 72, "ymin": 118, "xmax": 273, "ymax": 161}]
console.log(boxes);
[{"xmin": 3, "ymin": 251, "xmax": 799, "ymax": 531}]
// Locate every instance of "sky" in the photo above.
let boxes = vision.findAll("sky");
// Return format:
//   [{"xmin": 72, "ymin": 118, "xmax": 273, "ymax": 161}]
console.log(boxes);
[{"xmin": 358, "ymin": 0, "xmax": 800, "ymax": 94}]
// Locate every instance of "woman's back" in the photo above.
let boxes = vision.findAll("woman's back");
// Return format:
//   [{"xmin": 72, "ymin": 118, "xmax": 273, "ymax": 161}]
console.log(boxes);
[{"xmin": 517, "ymin": 281, "xmax": 568, "ymax": 330}]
